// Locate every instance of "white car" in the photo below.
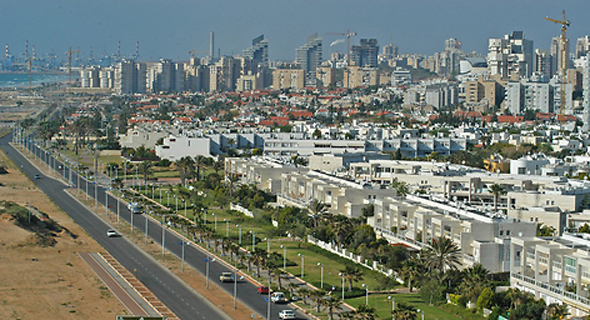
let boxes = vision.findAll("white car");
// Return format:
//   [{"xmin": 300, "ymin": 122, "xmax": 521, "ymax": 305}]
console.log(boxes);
[
  {"xmin": 106, "ymin": 229, "xmax": 118, "ymax": 237},
  {"xmin": 278, "ymin": 309, "xmax": 296, "ymax": 320}
]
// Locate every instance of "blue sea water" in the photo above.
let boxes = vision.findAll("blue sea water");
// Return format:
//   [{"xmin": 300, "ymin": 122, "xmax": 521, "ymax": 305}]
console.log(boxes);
[{"xmin": 0, "ymin": 73, "xmax": 75, "ymax": 88}]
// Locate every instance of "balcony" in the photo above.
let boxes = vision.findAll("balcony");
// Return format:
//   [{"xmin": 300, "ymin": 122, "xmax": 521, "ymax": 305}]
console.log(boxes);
[{"xmin": 511, "ymin": 273, "xmax": 590, "ymax": 312}]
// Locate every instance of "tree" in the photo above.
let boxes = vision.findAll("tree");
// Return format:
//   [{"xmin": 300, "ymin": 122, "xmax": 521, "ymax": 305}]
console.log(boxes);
[
  {"xmin": 392, "ymin": 302, "xmax": 418, "ymax": 320},
  {"xmin": 194, "ymin": 155, "xmax": 207, "ymax": 181},
  {"xmin": 309, "ymin": 289, "xmax": 326, "ymax": 313},
  {"xmin": 391, "ymin": 178, "xmax": 409, "ymax": 198},
  {"xmin": 461, "ymin": 264, "xmax": 491, "ymax": 303},
  {"xmin": 175, "ymin": 157, "xmax": 195, "ymax": 185},
  {"xmin": 489, "ymin": 183, "xmax": 506, "ymax": 211},
  {"xmin": 308, "ymin": 199, "xmax": 328, "ymax": 228},
  {"xmin": 476, "ymin": 287, "xmax": 495, "ymax": 311},
  {"xmin": 352, "ymin": 304, "xmax": 376, "ymax": 320},
  {"xmin": 421, "ymin": 236, "xmax": 461, "ymax": 274},
  {"xmin": 546, "ymin": 303, "xmax": 570, "ymax": 320},
  {"xmin": 339, "ymin": 265, "xmax": 364, "ymax": 291},
  {"xmin": 361, "ymin": 204, "xmax": 374, "ymax": 222},
  {"xmin": 321, "ymin": 297, "xmax": 343, "ymax": 320},
  {"xmin": 138, "ymin": 161, "xmax": 153, "ymax": 184},
  {"xmin": 399, "ymin": 257, "xmax": 424, "ymax": 292}
]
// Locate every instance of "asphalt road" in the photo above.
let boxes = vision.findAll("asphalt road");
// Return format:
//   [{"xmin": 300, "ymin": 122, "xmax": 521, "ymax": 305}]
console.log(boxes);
[{"xmin": 3, "ymin": 133, "xmax": 305, "ymax": 320}]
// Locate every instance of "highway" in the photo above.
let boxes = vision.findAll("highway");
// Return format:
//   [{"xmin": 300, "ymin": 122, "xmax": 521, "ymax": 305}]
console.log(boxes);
[{"xmin": 2, "ymin": 133, "xmax": 304, "ymax": 320}]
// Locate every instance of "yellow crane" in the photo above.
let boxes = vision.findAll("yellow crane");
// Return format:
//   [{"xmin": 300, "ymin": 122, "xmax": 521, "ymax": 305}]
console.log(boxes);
[
  {"xmin": 545, "ymin": 10, "xmax": 571, "ymax": 124},
  {"xmin": 66, "ymin": 46, "xmax": 81, "ymax": 86}
]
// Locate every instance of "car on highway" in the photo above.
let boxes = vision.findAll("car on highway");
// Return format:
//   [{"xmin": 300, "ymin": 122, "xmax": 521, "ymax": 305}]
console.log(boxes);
[
  {"xmin": 278, "ymin": 309, "xmax": 296, "ymax": 320},
  {"xmin": 34, "ymin": 174, "xmax": 40, "ymax": 179},
  {"xmin": 271, "ymin": 292, "xmax": 287, "ymax": 303},
  {"xmin": 106, "ymin": 229, "xmax": 118, "ymax": 237},
  {"xmin": 219, "ymin": 272, "xmax": 234, "ymax": 282},
  {"xmin": 257, "ymin": 285, "xmax": 270, "ymax": 294}
]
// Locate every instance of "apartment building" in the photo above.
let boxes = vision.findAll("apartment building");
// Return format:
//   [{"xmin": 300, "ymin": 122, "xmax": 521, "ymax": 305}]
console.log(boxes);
[
  {"xmin": 272, "ymin": 69, "xmax": 305, "ymax": 90},
  {"xmin": 510, "ymin": 233, "xmax": 590, "ymax": 316}
]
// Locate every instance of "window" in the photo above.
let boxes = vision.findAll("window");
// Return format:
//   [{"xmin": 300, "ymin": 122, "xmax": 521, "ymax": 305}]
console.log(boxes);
[
  {"xmin": 518, "ymin": 167, "xmax": 526, "ymax": 174},
  {"xmin": 565, "ymin": 257, "xmax": 577, "ymax": 274},
  {"xmin": 500, "ymin": 230, "xmax": 504, "ymax": 235},
  {"xmin": 506, "ymin": 230, "xmax": 511, "ymax": 236}
]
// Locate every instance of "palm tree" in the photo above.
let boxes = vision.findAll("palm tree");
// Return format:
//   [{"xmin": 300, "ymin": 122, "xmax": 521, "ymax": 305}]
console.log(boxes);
[
  {"xmin": 460, "ymin": 264, "xmax": 491, "ymax": 302},
  {"xmin": 252, "ymin": 248, "xmax": 267, "ymax": 277},
  {"xmin": 321, "ymin": 297, "xmax": 343, "ymax": 320},
  {"xmin": 393, "ymin": 302, "xmax": 418, "ymax": 320},
  {"xmin": 308, "ymin": 199, "xmax": 328, "ymax": 228},
  {"xmin": 421, "ymin": 236, "xmax": 461, "ymax": 274},
  {"xmin": 489, "ymin": 183, "xmax": 506, "ymax": 211},
  {"xmin": 228, "ymin": 243, "xmax": 240, "ymax": 262},
  {"xmin": 138, "ymin": 161, "xmax": 153, "ymax": 184},
  {"xmin": 391, "ymin": 177, "xmax": 409, "ymax": 198},
  {"xmin": 194, "ymin": 155, "xmax": 207, "ymax": 182},
  {"xmin": 546, "ymin": 303, "xmax": 570, "ymax": 320},
  {"xmin": 398, "ymin": 257, "xmax": 424, "ymax": 292},
  {"xmin": 175, "ymin": 156, "xmax": 195, "ymax": 185},
  {"xmin": 340, "ymin": 265, "xmax": 364, "ymax": 291},
  {"xmin": 352, "ymin": 304, "xmax": 376, "ymax": 320},
  {"xmin": 309, "ymin": 289, "xmax": 326, "ymax": 313}
]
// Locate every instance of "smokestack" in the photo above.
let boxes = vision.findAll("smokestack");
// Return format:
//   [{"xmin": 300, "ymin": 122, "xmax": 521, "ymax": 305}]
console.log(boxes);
[
  {"xmin": 210, "ymin": 31, "xmax": 214, "ymax": 58},
  {"xmin": 5, "ymin": 44, "xmax": 8, "ymax": 60},
  {"xmin": 136, "ymin": 41, "xmax": 140, "ymax": 60}
]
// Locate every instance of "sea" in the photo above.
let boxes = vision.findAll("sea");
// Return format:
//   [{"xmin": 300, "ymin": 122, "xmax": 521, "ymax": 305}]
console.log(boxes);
[{"xmin": 0, "ymin": 73, "xmax": 75, "ymax": 89}]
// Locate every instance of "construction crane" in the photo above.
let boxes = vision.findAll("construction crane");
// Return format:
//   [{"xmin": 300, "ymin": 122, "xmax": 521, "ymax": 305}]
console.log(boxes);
[
  {"xmin": 188, "ymin": 49, "xmax": 210, "ymax": 60},
  {"xmin": 66, "ymin": 46, "xmax": 81, "ymax": 86},
  {"xmin": 327, "ymin": 29, "xmax": 356, "ymax": 88},
  {"xmin": 327, "ymin": 29, "xmax": 357, "ymax": 66},
  {"xmin": 545, "ymin": 10, "xmax": 571, "ymax": 124}
]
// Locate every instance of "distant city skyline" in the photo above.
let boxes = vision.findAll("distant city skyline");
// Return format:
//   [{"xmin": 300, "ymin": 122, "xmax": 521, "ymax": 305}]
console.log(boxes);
[{"xmin": 2, "ymin": 0, "xmax": 590, "ymax": 62}]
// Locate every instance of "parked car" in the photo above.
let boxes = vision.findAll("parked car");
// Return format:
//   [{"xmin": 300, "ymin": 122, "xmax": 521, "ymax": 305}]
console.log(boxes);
[
  {"xmin": 278, "ymin": 309, "xmax": 296, "ymax": 320},
  {"xmin": 257, "ymin": 286, "xmax": 270, "ymax": 294},
  {"xmin": 271, "ymin": 292, "xmax": 287, "ymax": 303},
  {"xmin": 219, "ymin": 272, "xmax": 234, "ymax": 282},
  {"xmin": 34, "ymin": 174, "xmax": 40, "ymax": 179},
  {"xmin": 106, "ymin": 229, "xmax": 118, "ymax": 237}
]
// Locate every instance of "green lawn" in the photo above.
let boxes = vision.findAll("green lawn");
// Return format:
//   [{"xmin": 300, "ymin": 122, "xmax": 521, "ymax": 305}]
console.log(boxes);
[{"xmin": 345, "ymin": 293, "xmax": 483, "ymax": 320}]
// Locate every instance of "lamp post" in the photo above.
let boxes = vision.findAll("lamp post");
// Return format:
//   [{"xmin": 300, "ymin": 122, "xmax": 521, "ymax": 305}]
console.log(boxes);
[
  {"xmin": 362, "ymin": 283, "xmax": 369, "ymax": 305},
  {"xmin": 388, "ymin": 296, "xmax": 395, "ymax": 313},
  {"xmin": 298, "ymin": 253, "xmax": 304, "ymax": 279},
  {"xmin": 264, "ymin": 238, "xmax": 270, "ymax": 256},
  {"xmin": 224, "ymin": 219, "xmax": 229, "ymax": 237},
  {"xmin": 205, "ymin": 254, "xmax": 215, "ymax": 289},
  {"xmin": 175, "ymin": 195, "xmax": 178, "ymax": 212},
  {"xmin": 250, "ymin": 231, "xmax": 256, "ymax": 251},
  {"xmin": 161, "ymin": 219, "xmax": 166, "ymax": 257},
  {"xmin": 417, "ymin": 308, "xmax": 424, "ymax": 320},
  {"xmin": 237, "ymin": 224, "xmax": 242, "ymax": 245},
  {"xmin": 339, "ymin": 272, "xmax": 345, "ymax": 300},
  {"xmin": 318, "ymin": 262, "xmax": 324, "ymax": 289},
  {"xmin": 183, "ymin": 199, "xmax": 187, "ymax": 217},
  {"xmin": 214, "ymin": 213, "xmax": 217, "ymax": 231},
  {"xmin": 281, "ymin": 245, "xmax": 287, "ymax": 270}
]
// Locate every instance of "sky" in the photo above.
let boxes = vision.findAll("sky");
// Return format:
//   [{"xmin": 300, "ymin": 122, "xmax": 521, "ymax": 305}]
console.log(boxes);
[{"xmin": 2, "ymin": 0, "xmax": 590, "ymax": 62}]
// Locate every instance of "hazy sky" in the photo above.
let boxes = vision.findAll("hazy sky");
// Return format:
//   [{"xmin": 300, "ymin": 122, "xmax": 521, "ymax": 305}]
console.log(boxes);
[{"xmin": 2, "ymin": 0, "xmax": 590, "ymax": 62}]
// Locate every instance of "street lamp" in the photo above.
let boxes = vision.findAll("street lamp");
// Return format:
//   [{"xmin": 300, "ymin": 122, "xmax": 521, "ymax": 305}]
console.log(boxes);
[
  {"xmin": 237, "ymin": 224, "xmax": 242, "ymax": 245},
  {"xmin": 213, "ymin": 213, "xmax": 217, "ymax": 231},
  {"xmin": 280, "ymin": 245, "xmax": 287, "ymax": 270},
  {"xmin": 388, "ymin": 296, "xmax": 395, "ymax": 313},
  {"xmin": 339, "ymin": 272, "xmax": 345, "ymax": 300},
  {"xmin": 417, "ymin": 308, "xmax": 424, "ymax": 320},
  {"xmin": 183, "ymin": 199, "xmax": 187, "ymax": 217},
  {"xmin": 362, "ymin": 283, "xmax": 369, "ymax": 305},
  {"xmin": 250, "ymin": 230, "xmax": 256, "ymax": 251},
  {"xmin": 205, "ymin": 255, "xmax": 216, "ymax": 289},
  {"xmin": 224, "ymin": 219, "xmax": 229, "ymax": 237},
  {"xmin": 318, "ymin": 262, "xmax": 324, "ymax": 289},
  {"xmin": 298, "ymin": 253, "xmax": 304, "ymax": 279},
  {"xmin": 263, "ymin": 238, "xmax": 270, "ymax": 256}
]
